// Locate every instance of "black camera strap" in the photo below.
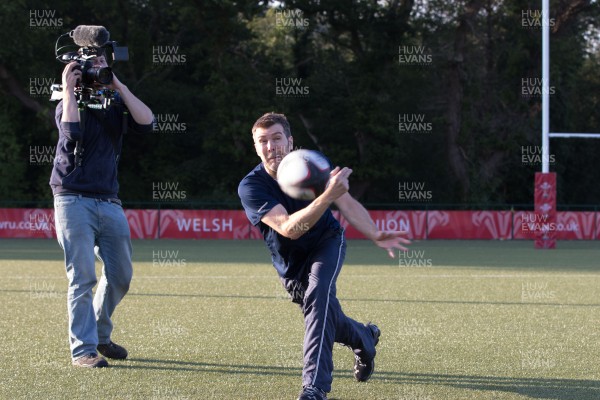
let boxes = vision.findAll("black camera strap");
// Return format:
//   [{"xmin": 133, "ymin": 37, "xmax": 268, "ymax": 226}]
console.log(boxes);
[
  {"xmin": 75, "ymin": 106, "xmax": 86, "ymax": 167},
  {"xmin": 74, "ymin": 105, "xmax": 127, "ymax": 167}
]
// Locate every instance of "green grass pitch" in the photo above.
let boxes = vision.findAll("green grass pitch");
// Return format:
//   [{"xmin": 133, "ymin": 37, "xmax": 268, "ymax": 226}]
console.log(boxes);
[{"xmin": 1, "ymin": 239, "xmax": 599, "ymax": 399}]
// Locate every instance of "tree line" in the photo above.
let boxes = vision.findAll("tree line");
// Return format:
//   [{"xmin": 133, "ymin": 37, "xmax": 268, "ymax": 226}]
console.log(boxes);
[{"xmin": 1, "ymin": 0, "xmax": 598, "ymax": 208}]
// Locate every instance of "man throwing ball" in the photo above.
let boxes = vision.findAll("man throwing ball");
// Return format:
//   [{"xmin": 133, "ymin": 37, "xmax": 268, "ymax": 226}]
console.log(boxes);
[{"xmin": 238, "ymin": 112, "xmax": 410, "ymax": 399}]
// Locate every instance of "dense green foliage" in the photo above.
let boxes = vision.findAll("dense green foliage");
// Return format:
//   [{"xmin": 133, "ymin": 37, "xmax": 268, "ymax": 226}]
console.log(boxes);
[{"xmin": 0, "ymin": 0, "xmax": 598, "ymax": 207}]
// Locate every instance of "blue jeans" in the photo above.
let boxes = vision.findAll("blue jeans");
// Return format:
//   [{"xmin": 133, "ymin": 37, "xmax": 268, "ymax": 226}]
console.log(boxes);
[{"xmin": 54, "ymin": 195, "xmax": 132, "ymax": 359}]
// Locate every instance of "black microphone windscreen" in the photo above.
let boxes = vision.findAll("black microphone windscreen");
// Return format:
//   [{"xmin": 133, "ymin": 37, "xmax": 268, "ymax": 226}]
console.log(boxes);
[{"xmin": 71, "ymin": 25, "xmax": 110, "ymax": 47}]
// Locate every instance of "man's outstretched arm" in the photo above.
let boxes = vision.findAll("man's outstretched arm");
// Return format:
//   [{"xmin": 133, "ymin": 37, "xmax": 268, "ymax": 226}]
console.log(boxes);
[{"xmin": 334, "ymin": 193, "xmax": 410, "ymax": 258}]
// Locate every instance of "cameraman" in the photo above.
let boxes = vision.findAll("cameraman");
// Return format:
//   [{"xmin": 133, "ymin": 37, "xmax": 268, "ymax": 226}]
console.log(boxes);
[{"xmin": 50, "ymin": 53, "xmax": 153, "ymax": 368}]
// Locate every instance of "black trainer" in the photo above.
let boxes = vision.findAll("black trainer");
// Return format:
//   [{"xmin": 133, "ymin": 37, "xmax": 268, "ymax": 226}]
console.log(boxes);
[
  {"xmin": 72, "ymin": 353, "xmax": 109, "ymax": 368},
  {"xmin": 297, "ymin": 385, "xmax": 327, "ymax": 400},
  {"xmin": 97, "ymin": 341, "xmax": 128, "ymax": 360},
  {"xmin": 354, "ymin": 323, "xmax": 380, "ymax": 382}
]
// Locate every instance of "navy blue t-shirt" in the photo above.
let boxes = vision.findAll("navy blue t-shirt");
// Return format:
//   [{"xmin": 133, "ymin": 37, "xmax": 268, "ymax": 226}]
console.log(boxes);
[
  {"xmin": 49, "ymin": 100, "xmax": 153, "ymax": 198},
  {"xmin": 238, "ymin": 163, "xmax": 341, "ymax": 278}
]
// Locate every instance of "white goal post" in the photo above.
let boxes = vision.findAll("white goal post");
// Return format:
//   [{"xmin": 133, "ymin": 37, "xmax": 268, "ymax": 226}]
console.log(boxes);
[
  {"xmin": 537, "ymin": 0, "xmax": 599, "ymax": 248},
  {"xmin": 542, "ymin": 0, "xmax": 600, "ymax": 174}
]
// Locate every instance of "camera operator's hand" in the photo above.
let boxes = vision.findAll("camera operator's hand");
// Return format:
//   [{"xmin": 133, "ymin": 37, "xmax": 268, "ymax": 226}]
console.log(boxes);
[
  {"xmin": 61, "ymin": 62, "xmax": 81, "ymax": 123},
  {"xmin": 90, "ymin": 55, "xmax": 153, "ymax": 125},
  {"xmin": 105, "ymin": 72, "xmax": 124, "ymax": 92},
  {"xmin": 106, "ymin": 72, "xmax": 154, "ymax": 125},
  {"xmin": 62, "ymin": 62, "xmax": 81, "ymax": 93}
]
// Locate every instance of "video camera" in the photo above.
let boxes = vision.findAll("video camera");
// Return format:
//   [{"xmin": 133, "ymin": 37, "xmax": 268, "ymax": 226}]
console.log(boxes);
[{"xmin": 51, "ymin": 25, "xmax": 129, "ymax": 110}]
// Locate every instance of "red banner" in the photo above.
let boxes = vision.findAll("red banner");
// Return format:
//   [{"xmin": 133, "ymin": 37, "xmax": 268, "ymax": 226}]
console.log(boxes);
[
  {"xmin": 556, "ymin": 212, "xmax": 595, "ymax": 240},
  {"xmin": 158, "ymin": 209, "xmax": 250, "ymax": 239},
  {"xmin": 0, "ymin": 208, "xmax": 597, "ymax": 240},
  {"xmin": 336, "ymin": 210, "xmax": 427, "ymax": 240},
  {"xmin": 427, "ymin": 211, "xmax": 512, "ymax": 239},
  {"xmin": 0, "ymin": 208, "xmax": 56, "ymax": 238},
  {"xmin": 125, "ymin": 210, "xmax": 159, "ymax": 239},
  {"xmin": 513, "ymin": 212, "xmax": 538, "ymax": 240},
  {"xmin": 513, "ymin": 211, "xmax": 595, "ymax": 240}
]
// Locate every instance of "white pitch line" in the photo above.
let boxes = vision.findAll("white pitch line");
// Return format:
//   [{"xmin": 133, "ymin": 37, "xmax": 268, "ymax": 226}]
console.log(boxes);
[
  {"xmin": 374, "ymin": 274, "xmax": 600, "ymax": 278},
  {"xmin": 3, "ymin": 275, "xmax": 276, "ymax": 280},
  {"xmin": 4, "ymin": 273, "xmax": 600, "ymax": 280}
]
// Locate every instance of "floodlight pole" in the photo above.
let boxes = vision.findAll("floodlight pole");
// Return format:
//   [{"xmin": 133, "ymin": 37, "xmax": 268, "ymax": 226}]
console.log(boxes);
[{"xmin": 541, "ymin": 0, "xmax": 550, "ymax": 173}]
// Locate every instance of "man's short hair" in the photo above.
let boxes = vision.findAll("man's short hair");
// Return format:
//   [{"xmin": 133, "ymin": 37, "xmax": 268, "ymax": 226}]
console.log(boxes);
[{"xmin": 252, "ymin": 112, "xmax": 291, "ymax": 138}]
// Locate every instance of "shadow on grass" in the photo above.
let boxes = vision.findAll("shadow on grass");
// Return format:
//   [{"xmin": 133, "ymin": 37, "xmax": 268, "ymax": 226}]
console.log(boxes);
[
  {"xmin": 115, "ymin": 358, "xmax": 599, "ymax": 400},
  {"xmin": 378, "ymin": 370, "xmax": 600, "ymax": 400},
  {"xmin": 127, "ymin": 291, "xmax": 600, "ymax": 308},
  {"xmin": 2, "ymin": 288, "xmax": 600, "ymax": 309},
  {"xmin": 111, "ymin": 358, "xmax": 600, "ymax": 400}
]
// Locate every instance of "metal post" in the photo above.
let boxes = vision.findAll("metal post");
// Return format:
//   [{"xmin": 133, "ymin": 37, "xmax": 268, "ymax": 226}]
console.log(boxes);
[{"xmin": 541, "ymin": 0, "xmax": 550, "ymax": 173}]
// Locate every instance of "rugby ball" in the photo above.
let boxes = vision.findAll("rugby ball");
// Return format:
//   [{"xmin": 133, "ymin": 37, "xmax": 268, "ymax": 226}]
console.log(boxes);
[{"xmin": 277, "ymin": 150, "xmax": 331, "ymax": 200}]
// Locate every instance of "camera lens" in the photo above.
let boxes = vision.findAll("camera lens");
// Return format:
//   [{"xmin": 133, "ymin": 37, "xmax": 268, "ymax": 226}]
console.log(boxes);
[
  {"xmin": 94, "ymin": 67, "xmax": 113, "ymax": 85},
  {"xmin": 80, "ymin": 62, "xmax": 113, "ymax": 85}
]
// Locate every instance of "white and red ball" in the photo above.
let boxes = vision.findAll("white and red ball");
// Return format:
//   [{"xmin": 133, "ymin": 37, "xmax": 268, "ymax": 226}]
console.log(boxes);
[{"xmin": 277, "ymin": 150, "xmax": 331, "ymax": 200}]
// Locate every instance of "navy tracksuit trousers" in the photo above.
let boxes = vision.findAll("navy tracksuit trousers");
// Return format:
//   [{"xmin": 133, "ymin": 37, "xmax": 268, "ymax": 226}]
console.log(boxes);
[{"xmin": 280, "ymin": 228, "xmax": 378, "ymax": 393}]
